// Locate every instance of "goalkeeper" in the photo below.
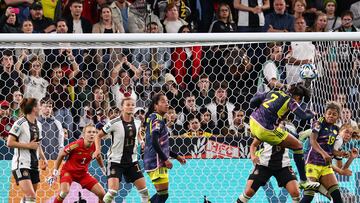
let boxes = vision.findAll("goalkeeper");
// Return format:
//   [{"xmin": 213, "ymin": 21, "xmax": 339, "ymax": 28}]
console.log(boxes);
[{"xmin": 47, "ymin": 124, "xmax": 106, "ymax": 203}]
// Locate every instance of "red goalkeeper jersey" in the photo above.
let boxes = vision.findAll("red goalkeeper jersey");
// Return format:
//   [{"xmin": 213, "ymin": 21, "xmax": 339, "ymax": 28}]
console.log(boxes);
[{"xmin": 62, "ymin": 138, "xmax": 95, "ymax": 174}]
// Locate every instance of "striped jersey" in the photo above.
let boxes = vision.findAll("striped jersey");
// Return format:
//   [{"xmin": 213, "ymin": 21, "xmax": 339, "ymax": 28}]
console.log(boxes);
[
  {"xmin": 9, "ymin": 117, "xmax": 43, "ymax": 170},
  {"xmin": 237, "ymin": 0, "xmax": 265, "ymax": 27},
  {"xmin": 102, "ymin": 117, "xmax": 141, "ymax": 165},
  {"xmin": 259, "ymin": 142, "xmax": 290, "ymax": 169}
]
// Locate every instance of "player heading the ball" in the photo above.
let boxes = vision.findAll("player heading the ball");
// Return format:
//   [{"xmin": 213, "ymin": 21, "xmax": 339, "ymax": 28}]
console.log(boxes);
[{"xmin": 249, "ymin": 83, "xmax": 320, "ymax": 190}]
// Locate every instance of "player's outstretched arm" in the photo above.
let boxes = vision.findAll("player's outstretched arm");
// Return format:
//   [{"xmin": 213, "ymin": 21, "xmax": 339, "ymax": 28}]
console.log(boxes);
[
  {"xmin": 95, "ymin": 153, "xmax": 106, "ymax": 176},
  {"xmin": 342, "ymin": 148, "xmax": 358, "ymax": 169},
  {"xmin": 46, "ymin": 150, "xmax": 67, "ymax": 186}
]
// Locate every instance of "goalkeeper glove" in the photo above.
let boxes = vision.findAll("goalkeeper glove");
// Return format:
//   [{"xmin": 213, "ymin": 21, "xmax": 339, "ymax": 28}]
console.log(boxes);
[{"xmin": 46, "ymin": 169, "xmax": 59, "ymax": 186}]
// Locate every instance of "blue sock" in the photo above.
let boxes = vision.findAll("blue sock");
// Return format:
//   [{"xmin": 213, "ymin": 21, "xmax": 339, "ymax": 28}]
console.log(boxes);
[{"xmin": 293, "ymin": 149, "xmax": 306, "ymax": 181}]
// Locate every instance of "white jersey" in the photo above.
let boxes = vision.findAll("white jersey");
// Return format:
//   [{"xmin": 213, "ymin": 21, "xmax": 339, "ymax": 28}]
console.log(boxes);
[
  {"xmin": 259, "ymin": 142, "xmax": 290, "ymax": 169},
  {"xmin": 9, "ymin": 117, "xmax": 43, "ymax": 170},
  {"xmin": 102, "ymin": 117, "xmax": 141, "ymax": 165}
]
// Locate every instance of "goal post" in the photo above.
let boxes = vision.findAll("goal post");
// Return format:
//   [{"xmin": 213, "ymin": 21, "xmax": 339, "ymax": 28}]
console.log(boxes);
[{"xmin": 0, "ymin": 33, "xmax": 359, "ymax": 203}]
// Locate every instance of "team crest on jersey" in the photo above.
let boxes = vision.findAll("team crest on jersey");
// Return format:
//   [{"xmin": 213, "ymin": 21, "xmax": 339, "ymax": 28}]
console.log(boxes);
[
  {"xmin": 22, "ymin": 170, "xmax": 29, "ymax": 177},
  {"xmin": 14, "ymin": 126, "xmax": 20, "ymax": 133},
  {"xmin": 111, "ymin": 169, "xmax": 116, "ymax": 175},
  {"xmin": 333, "ymin": 130, "xmax": 338, "ymax": 135}
]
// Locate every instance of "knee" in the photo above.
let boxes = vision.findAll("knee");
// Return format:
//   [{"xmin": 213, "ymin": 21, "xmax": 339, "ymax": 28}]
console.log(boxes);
[
  {"xmin": 244, "ymin": 188, "xmax": 255, "ymax": 198},
  {"xmin": 289, "ymin": 189, "xmax": 300, "ymax": 198}
]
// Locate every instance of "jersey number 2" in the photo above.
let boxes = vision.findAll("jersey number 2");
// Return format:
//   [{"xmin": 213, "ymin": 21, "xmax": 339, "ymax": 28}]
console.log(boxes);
[{"xmin": 263, "ymin": 94, "xmax": 279, "ymax": 108}]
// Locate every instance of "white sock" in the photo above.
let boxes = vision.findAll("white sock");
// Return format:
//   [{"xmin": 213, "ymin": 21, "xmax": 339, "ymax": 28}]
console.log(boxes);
[
  {"xmin": 292, "ymin": 196, "xmax": 300, "ymax": 203},
  {"xmin": 138, "ymin": 187, "xmax": 149, "ymax": 203},
  {"xmin": 24, "ymin": 197, "xmax": 36, "ymax": 203},
  {"xmin": 238, "ymin": 193, "xmax": 250, "ymax": 203},
  {"xmin": 103, "ymin": 189, "xmax": 117, "ymax": 203}
]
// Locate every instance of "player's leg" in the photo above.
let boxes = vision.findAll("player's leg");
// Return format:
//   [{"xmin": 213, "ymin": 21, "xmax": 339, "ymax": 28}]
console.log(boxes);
[
  {"xmin": 319, "ymin": 170, "xmax": 343, "ymax": 203},
  {"xmin": 18, "ymin": 180, "xmax": 36, "ymax": 203},
  {"xmin": 89, "ymin": 183, "xmax": 106, "ymax": 203},
  {"xmin": 13, "ymin": 169, "xmax": 37, "ymax": 202},
  {"xmin": 54, "ymin": 182, "xmax": 70, "ymax": 203},
  {"xmin": 300, "ymin": 164, "xmax": 321, "ymax": 203},
  {"xmin": 125, "ymin": 163, "xmax": 149, "ymax": 203},
  {"xmin": 236, "ymin": 165, "xmax": 271, "ymax": 203},
  {"xmin": 103, "ymin": 163, "xmax": 121, "ymax": 203},
  {"xmin": 148, "ymin": 167, "xmax": 169, "ymax": 203},
  {"xmin": 278, "ymin": 132, "xmax": 319, "ymax": 189},
  {"xmin": 274, "ymin": 166, "xmax": 300, "ymax": 203}
]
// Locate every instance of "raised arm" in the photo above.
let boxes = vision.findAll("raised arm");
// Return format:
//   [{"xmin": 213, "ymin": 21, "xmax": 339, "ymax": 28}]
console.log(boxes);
[
  {"xmin": 66, "ymin": 50, "xmax": 79, "ymax": 80},
  {"xmin": 14, "ymin": 50, "xmax": 27, "ymax": 79}
]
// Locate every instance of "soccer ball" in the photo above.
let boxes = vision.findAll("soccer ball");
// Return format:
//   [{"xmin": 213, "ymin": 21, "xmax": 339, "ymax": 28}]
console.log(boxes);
[{"xmin": 299, "ymin": 64, "xmax": 318, "ymax": 80}]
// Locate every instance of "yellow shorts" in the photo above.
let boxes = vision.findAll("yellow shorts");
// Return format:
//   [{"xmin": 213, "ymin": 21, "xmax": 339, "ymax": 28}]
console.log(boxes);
[
  {"xmin": 305, "ymin": 163, "xmax": 334, "ymax": 180},
  {"xmin": 147, "ymin": 167, "xmax": 169, "ymax": 185},
  {"xmin": 249, "ymin": 117, "xmax": 288, "ymax": 145}
]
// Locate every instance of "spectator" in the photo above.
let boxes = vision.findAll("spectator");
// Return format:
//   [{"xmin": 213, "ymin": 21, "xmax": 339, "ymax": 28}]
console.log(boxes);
[
  {"xmin": 183, "ymin": 113, "xmax": 212, "ymax": 137},
  {"xmin": 65, "ymin": 0, "xmax": 92, "ymax": 33},
  {"xmin": 234, "ymin": 0, "xmax": 270, "ymax": 32},
  {"xmin": 10, "ymin": 90, "xmax": 23, "ymax": 119},
  {"xmin": 29, "ymin": 1, "xmax": 56, "ymax": 33},
  {"xmin": 176, "ymin": 91, "xmax": 199, "ymax": 125},
  {"xmin": 15, "ymin": 53, "xmax": 49, "ymax": 101},
  {"xmin": 228, "ymin": 107, "xmax": 250, "ymax": 137},
  {"xmin": 304, "ymin": 0, "xmax": 323, "ymax": 26},
  {"xmin": 47, "ymin": 52, "xmax": 79, "ymax": 138},
  {"xmin": 338, "ymin": 107, "xmax": 359, "ymax": 131},
  {"xmin": 0, "ymin": 50, "xmax": 21, "ymax": 101},
  {"xmin": 41, "ymin": 0, "xmax": 61, "ymax": 21},
  {"xmin": 134, "ymin": 107, "xmax": 145, "ymax": 123},
  {"xmin": 306, "ymin": 12, "xmax": 327, "ymax": 32},
  {"xmin": 258, "ymin": 42, "xmax": 287, "ymax": 93},
  {"xmin": 335, "ymin": 10, "xmax": 359, "ymax": 32},
  {"xmin": 292, "ymin": 0, "xmax": 313, "ymax": 25},
  {"xmin": 194, "ymin": 74, "xmax": 214, "ymax": 107},
  {"xmin": 135, "ymin": 69, "xmax": 155, "ymax": 107},
  {"xmin": 0, "ymin": 100, "xmax": 15, "ymax": 140},
  {"xmin": 55, "ymin": 18, "xmax": 68, "ymax": 33},
  {"xmin": 324, "ymin": 0, "xmax": 341, "ymax": 31},
  {"xmin": 3, "ymin": 0, "xmax": 31, "ymax": 24},
  {"xmin": 165, "ymin": 106, "xmax": 182, "ymax": 136},
  {"xmin": 162, "ymin": 73, "xmax": 182, "ymax": 111},
  {"xmin": 132, "ymin": 22, "xmax": 171, "ymax": 84},
  {"xmin": 112, "ymin": 68, "xmax": 138, "ymax": 108},
  {"xmin": 38, "ymin": 97, "xmax": 64, "ymax": 160},
  {"xmin": 0, "ymin": 6, "xmax": 21, "ymax": 33},
  {"xmin": 81, "ymin": 0, "xmax": 104, "ymax": 25},
  {"xmin": 264, "ymin": 0, "xmax": 294, "ymax": 32},
  {"xmin": 110, "ymin": 0, "xmax": 131, "ymax": 33},
  {"xmin": 285, "ymin": 26, "xmax": 316, "ymax": 85},
  {"xmin": 21, "ymin": 19, "xmax": 34, "ymax": 33},
  {"xmin": 199, "ymin": 107, "xmax": 216, "ymax": 134},
  {"xmin": 92, "ymin": 5, "xmax": 125, "ymax": 33},
  {"xmin": 128, "ymin": 0, "xmax": 163, "ymax": 33},
  {"xmin": 209, "ymin": 3, "xmax": 236, "ymax": 33},
  {"xmin": 171, "ymin": 25, "xmax": 202, "ymax": 89},
  {"xmin": 206, "ymin": 81, "xmax": 235, "ymax": 134},
  {"xmin": 163, "ymin": 3, "xmax": 188, "ymax": 33},
  {"xmin": 153, "ymin": 0, "xmax": 191, "ymax": 22},
  {"xmin": 73, "ymin": 73, "xmax": 92, "ymax": 133},
  {"xmin": 350, "ymin": 1, "xmax": 360, "ymax": 28}
]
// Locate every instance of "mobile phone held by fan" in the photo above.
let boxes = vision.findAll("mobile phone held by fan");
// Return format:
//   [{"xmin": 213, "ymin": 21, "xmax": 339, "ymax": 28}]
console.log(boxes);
[{"xmin": 11, "ymin": 8, "xmax": 20, "ymax": 14}]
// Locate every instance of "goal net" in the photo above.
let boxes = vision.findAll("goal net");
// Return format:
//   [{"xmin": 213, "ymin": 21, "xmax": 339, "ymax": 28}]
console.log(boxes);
[{"xmin": 0, "ymin": 33, "xmax": 359, "ymax": 203}]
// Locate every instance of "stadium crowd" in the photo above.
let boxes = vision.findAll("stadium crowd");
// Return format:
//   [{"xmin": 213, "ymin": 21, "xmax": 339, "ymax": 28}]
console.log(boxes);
[{"xmin": 0, "ymin": 0, "xmax": 359, "ymax": 160}]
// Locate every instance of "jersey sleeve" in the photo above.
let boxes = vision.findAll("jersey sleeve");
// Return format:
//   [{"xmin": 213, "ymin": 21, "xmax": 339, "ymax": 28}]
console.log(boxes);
[
  {"xmin": 311, "ymin": 119, "xmax": 323, "ymax": 134},
  {"xmin": 64, "ymin": 141, "xmax": 79, "ymax": 155},
  {"xmin": 102, "ymin": 120, "xmax": 114, "ymax": 134},
  {"xmin": 149, "ymin": 114, "xmax": 162, "ymax": 133},
  {"xmin": 289, "ymin": 99, "xmax": 314, "ymax": 120},
  {"xmin": 250, "ymin": 92, "xmax": 267, "ymax": 108},
  {"xmin": 9, "ymin": 120, "xmax": 22, "ymax": 138}
]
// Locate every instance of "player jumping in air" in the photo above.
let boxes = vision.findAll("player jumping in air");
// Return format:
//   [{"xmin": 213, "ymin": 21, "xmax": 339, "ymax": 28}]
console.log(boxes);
[
  {"xmin": 7, "ymin": 98, "xmax": 48, "ymax": 203},
  {"xmin": 248, "ymin": 83, "xmax": 319, "ymax": 190},
  {"xmin": 236, "ymin": 136, "xmax": 301, "ymax": 203},
  {"xmin": 47, "ymin": 124, "xmax": 106, "ymax": 203},
  {"xmin": 144, "ymin": 93, "xmax": 186, "ymax": 203},
  {"xmin": 300, "ymin": 102, "xmax": 344, "ymax": 203},
  {"xmin": 95, "ymin": 97, "xmax": 149, "ymax": 203}
]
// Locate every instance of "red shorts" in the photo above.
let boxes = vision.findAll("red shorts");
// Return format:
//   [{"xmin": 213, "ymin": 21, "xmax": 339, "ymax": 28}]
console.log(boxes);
[{"xmin": 60, "ymin": 170, "xmax": 98, "ymax": 191}]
